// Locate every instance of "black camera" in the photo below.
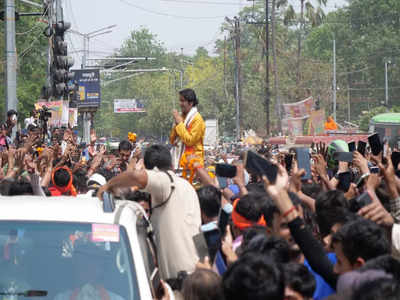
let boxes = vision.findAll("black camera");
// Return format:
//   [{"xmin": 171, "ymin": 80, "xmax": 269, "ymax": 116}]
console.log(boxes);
[{"xmin": 38, "ymin": 106, "xmax": 52, "ymax": 122}]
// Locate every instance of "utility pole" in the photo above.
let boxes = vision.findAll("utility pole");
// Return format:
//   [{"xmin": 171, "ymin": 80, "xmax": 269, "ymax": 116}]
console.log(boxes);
[
  {"xmin": 4, "ymin": 0, "xmax": 17, "ymax": 124},
  {"xmin": 265, "ymin": 0, "xmax": 270, "ymax": 135},
  {"xmin": 223, "ymin": 36, "xmax": 227, "ymax": 97},
  {"xmin": 246, "ymin": 0, "xmax": 270, "ymax": 135},
  {"xmin": 332, "ymin": 38, "xmax": 337, "ymax": 122},
  {"xmin": 233, "ymin": 17, "xmax": 241, "ymax": 142}
]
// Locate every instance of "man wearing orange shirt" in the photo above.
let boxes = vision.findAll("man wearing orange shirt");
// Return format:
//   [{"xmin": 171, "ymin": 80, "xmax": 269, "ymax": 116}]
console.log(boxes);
[{"xmin": 170, "ymin": 89, "xmax": 205, "ymax": 172}]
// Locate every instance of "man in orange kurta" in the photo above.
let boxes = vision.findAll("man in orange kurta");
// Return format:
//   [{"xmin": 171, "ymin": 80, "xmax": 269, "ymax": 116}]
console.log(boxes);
[
  {"xmin": 325, "ymin": 116, "xmax": 338, "ymax": 131},
  {"xmin": 170, "ymin": 89, "xmax": 205, "ymax": 173}
]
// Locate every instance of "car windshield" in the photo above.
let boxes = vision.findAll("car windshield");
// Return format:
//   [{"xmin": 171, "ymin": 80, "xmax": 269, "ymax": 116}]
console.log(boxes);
[{"xmin": 0, "ymin": 221, "xmax": 140, "ymax": 300}]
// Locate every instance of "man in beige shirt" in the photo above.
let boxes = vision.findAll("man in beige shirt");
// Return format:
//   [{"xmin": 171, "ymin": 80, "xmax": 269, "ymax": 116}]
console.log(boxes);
[{"xmin": 98, "ymin": 144, "xmax": 201, "ymax": 279}]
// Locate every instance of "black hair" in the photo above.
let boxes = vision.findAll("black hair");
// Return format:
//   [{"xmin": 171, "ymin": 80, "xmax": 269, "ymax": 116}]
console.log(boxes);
[
  {"xmin": 283, "ymin": 263, "xmax": 316, "ymax": 298},
  {"xmin": 179, "ymin": 88, "xmax": 198, "ymax": 106},
  {"xmin": 8, "ymin": 181, "xmax": 33, "ymax": 196},
  {"xmin": 182, "ymin": 268, "xmax": 224, "ymax": 300},
  {"xmin": 53, "ymin": 168, "xmax": 71, "ymax": 187},
  {"xmin": 261, "ymin": 196, "xmax": 280, "ymax": 228},
  {"xmin": 7, "ymin": 109, "xmax": 17, "ymax": 117},
  {"xmin": 197, "ymin": 185, "xmax": 221, "ymax": 219},
  {"xmin": 235, "ymin": 192, "xmax": 264, "ymax": 223},
  {"xmin": 118, "ymin": 140, "xmax": 133, "ymax": 152},
  {"xmin": 301, "ymin": 182, "xmax": 323, "ymax": 199},
  {"xmin": 352, "ymin": 278, "xmax": 400, "ymax": 300},
  {"xmin": 124, "ymin": 190, "xmax": 151, "ymax": 203},
  {"xmin": 97, "ymin": 167, "xmax": 114, "ymax": 182},
  {"xmin": 260, "ymin": 191, "xmax": 302, "ymax": 230},
  {"xmin": 222, "ymin": 253, "xmax": 284, "ymax": 300},
  {"xmin": 242, "ymin": 234, "xmax": 291, "ymax": 264},
  {"xmin": 332, "ymin": 219, "xmax": 390, "ymax": 264},
  {"xmin": 317, "ymin": 208, "xmax": 359, "ymax": 237},
  {"xmin": 315, "ymin": 190, "xmax": 351, "ymax": 237},
  {"xmin": 73, "ymin": 169, "xmax": 88, "ymax": 193},
  {"xmin": 358, "ymin": 255, "xmax": 400, "ymax": 282},
  {"xmin": 245, "ymin": 182, "xmax": 265, "ymax": 194},
  {"xmin": 240, "ymin": 226, "xmax": 269, "ymax": 251},
  {"xmin": 144, "ymin": 144, "xmax": 172, "ymax": 171}
]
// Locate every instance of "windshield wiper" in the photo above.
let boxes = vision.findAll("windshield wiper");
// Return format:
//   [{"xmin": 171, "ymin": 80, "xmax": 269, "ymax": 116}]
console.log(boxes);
[{"xmin": 0, "ymin": 290, "xmax": 47, "ymax": 297}]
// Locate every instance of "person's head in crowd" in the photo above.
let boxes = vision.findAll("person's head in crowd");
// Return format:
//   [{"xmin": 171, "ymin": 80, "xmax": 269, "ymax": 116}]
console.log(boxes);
[
  {"xmin": 240, "ymin": 225, "xmax": 269, "ymax": 252},
  {"xmin": 245, "ymin": 182, "xmax": 265, "ymax": 194},
  {"xmin": 301, "ymin": 182, "xmax": 323, "ymax": 199},
  {"xmin": 283, "ymin": 263, "xmax": 316, "ymax": 300},
  {"xmin": 231, "ymin": 192, "xmax": 266, "ymax": 237},
  {"xmin": 197, "ymin": 185, "xmax": 221, "ymax": 224},
  {"xmin": 86, "ymin": 173, "xmax": 107, "ymax": 197},
  {"xmin": 125, "ymin": 190, "xmax": 151, "ymax": 217},
  {"xmin": 0, "ymin": 123, "xmax": 7, "ymax": 137},
  {"xmin": 27, "ymin": 124, "xmax": 36, "ymax": 132},
  {"xmin": 337, "ymin": 269, "xmax": 394, "ymax": 300},
  {"xmin": 326, "ymin": 140, "xmax": 349, "ymax": 170},
  {"xmin": 73, "ymin": 169, "xmax": 88, "ymax": 194},
  {"xmin": 331, "ymin": 219, "xmax": 390, "ymax": 275},
  {"xmin": 144, "ymin": 144, "xmax": 172, "ymax": 171},
  {"xmin": 223, "ymin": 253, "xmax": 284, "ymax": 300},
  {"xmin": 181, "ymin": 268, "xmax": 223, "ymax": 300},
  {"xmin": 8, "ymin": 181, "xmax": 33, "ymax": 196},
  {"xmin": 6, "ymin": 109, "xmax": 18, "ymax": 129},
  {"xmin": 262, "ymin": 192, "xmax": 302, "ymax": 256},
  {"xmin": 53, "ymin": 168, "xmax": 71, "ymax": 187},
  {"xmin": 319, "ymin": 210, "xmax": 360, "ymax": 251},
  {"xmin": 358, "ymin": 255, "xmax": 400, "ymax": 282},
  {"xmin": 179, "ymin": 88, "xmax": 198, "ymax": 115},
  {"xmin": 96, "ymin": 167, "xmax": 114, "ymax": 182},
  {"xmin": 315, "ymin": 190, "xmax": 351, "ymax": 237},
  {"xmin": 242, "ymin": 234, "xmax": 291, "ymax": 264},
  {"xmin": 351, "ymin": 278, "xmax": 400, "ymax": 300},
  {"xmin": 50, "ymin": 166, "xmax": 77, "ymax": 196},
  {"xmin": 118, "ymin": 140, "xmax": 133, "ymax": 164}
]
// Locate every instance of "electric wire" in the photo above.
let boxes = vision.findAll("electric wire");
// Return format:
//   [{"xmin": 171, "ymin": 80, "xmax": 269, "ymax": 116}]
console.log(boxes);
[
  {"xmin": 119, "ymin": 0, "xmax": 233, "ymax": 20},
  {"xmin": 16, "ymin": 5, "xmax": 49, "ymax": 35}
]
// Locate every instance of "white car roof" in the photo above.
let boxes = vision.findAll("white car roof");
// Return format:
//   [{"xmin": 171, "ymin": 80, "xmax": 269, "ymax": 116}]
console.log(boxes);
[{"xmin": 0, "ymin": 196, "xmax": 136, "ymax": 224}]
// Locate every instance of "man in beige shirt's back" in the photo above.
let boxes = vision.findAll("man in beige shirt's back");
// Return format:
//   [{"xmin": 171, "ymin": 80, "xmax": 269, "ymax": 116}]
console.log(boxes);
[{"xmin": 98, "ymin": 144, "xmax": 201, "ymax": 279}]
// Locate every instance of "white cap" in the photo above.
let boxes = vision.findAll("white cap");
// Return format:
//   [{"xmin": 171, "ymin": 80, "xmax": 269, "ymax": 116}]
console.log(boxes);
[{"xmin": 88, "ymin": 173, "xmax": 106, "ymax": 187}]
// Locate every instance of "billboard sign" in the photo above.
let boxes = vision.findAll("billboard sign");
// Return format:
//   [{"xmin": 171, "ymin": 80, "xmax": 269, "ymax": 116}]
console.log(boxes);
[
  {"xmin": 114, "ymin": 99, "xmax": 146, "ymax": 113},
  {"xmin": 71, "ymin": 69, "xmax": 101, "ymax": 108}
]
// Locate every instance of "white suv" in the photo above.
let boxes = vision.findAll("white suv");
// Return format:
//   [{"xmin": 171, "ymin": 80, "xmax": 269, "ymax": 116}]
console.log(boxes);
[{"xmin": 0, "ymin": 195, "xmax": 162, "ymax": 300}]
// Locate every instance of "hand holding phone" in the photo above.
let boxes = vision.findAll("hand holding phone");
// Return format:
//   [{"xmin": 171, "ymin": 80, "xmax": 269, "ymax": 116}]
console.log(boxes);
[
  {"xmin": 392, "ymin": 152, "xmax": 400, "ymax": 170},
  {"xmin": 357, "ymin": 141, "xmax": 367, "ymax": 156},
  {"xmin": 215, "ymin": 164, "xmax": 237, "ymax": 178},
  {"xmin": 337, "ymin": 171, "xmax": 351, "ymax": 192},
  {"xmin": 244, "ymin": 151, "xmax": 278, "ymax": 183},
  {"xmin": 348, "ymin": 141, "xmax": 356, "ymax": 152},
  {"xmin": 333, "ymin": 152, "xmax": 353, "ymax": 162},
  {"xmin": 295, "ymin": 148, "xmax": 312, "ymax": 180},
  {"xmin": 285, "ymin": 154, "xmax": 294, "ymax": 173},
  {"xmin": 368, "ymin": 133, "xmax": 383, "ymax": 156}
]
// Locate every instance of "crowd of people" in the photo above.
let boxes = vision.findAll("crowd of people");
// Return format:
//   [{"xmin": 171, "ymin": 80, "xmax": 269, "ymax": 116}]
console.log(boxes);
[{"xmin": 1, "ymin": 89, "xmax": 400, "ymax": 300}]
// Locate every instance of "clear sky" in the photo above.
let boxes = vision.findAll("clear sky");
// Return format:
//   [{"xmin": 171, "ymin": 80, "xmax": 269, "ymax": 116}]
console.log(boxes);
[{"xmin": 64, "ymin": 0, "xmax": 347, "ymax": 68}]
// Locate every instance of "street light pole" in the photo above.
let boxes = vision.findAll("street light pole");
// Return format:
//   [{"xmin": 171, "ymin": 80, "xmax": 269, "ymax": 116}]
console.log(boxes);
[
  {"xmin": 5, "ymin": 0, "xmax": 17, "ymax": 124},
  {"xmin": 385, "ymin": 60, "xmax": 390, "ymax": 108},
  {"xmin": 333, "ymin": 39, "xmax": 337, "ymax": 122}
]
